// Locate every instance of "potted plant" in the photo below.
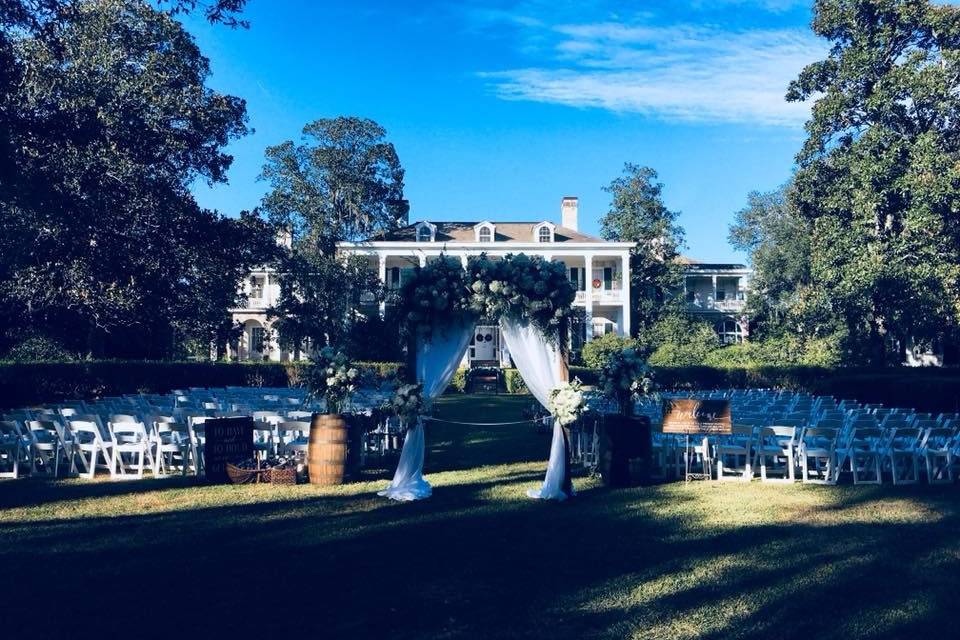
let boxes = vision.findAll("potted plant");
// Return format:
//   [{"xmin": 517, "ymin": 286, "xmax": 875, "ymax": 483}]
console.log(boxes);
[
  {"xmin": 596, "ymin": 347, "xmax": 656, "ymax": 486},
  {"xmin": 304, "ymin": 347, "xmax": 361, "ymax": 485}
]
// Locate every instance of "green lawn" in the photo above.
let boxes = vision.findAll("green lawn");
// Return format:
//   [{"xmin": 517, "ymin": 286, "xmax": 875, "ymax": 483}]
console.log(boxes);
[{"xmin": 2, "ymin": 393, "xmax": 960, "ymax": 639}]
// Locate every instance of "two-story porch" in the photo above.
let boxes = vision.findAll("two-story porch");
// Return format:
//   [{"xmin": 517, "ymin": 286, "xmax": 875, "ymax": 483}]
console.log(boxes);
[{"xmin": 682, "ymin": 262, "xmax": 751, "ymax": 344}]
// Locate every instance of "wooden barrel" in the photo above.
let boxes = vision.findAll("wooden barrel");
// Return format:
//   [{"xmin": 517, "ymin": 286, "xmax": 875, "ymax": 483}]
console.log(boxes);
[{"xmin": 308, "ymin": 413, "xmax": 349, "ymax": 485}]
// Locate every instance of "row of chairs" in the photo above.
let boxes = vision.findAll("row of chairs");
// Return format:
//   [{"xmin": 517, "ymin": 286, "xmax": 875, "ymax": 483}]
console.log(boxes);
[
  {"xmin": 642, "ymin": 389, "xmax": 960, "ymax": 485},
  {"xmin": 0, "ymin": 386, "xmax": 402, "ymax": 480}
]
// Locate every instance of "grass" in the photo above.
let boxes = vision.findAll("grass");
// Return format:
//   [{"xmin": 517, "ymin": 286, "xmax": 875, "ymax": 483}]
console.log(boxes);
[{"xmin": 2, "ymin": 393, "xmax": 960, "ymax": 639}]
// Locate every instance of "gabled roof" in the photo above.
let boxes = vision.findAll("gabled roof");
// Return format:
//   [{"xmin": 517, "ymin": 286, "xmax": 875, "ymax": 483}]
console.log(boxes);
[{"xmin": 366, "ymin": 221, "xmax": 604, "ymax": 243}]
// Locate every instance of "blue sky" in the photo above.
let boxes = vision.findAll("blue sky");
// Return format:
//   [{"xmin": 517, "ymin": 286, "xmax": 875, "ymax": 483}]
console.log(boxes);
[{"xmin": 184, "ymin": 0, "xmax": 825, "ymax": 263}]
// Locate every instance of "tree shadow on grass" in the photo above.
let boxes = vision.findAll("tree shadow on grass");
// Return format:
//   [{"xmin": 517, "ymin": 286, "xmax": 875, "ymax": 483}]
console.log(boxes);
[{"xmin": 4, "ymin": 479, "xmax": 960, "ymax": 640}]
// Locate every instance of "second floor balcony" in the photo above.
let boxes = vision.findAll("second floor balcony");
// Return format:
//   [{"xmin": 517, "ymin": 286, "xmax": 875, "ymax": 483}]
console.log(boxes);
[
  {"xmin": 686, "ymin": 296, "xmax": 746, "ymax": 313},
  {"xmin": 574, "ymin": 288, "xmax": 625, "ymax": 305}
]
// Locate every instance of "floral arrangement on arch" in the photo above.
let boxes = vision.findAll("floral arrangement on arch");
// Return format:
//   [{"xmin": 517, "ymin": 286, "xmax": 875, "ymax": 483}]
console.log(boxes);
[
  {"xmin": 548, "ymin": 379, "xmax": 587, "ymax": 426},
  {"xmin": 303, "ymin": 347, "xmax": 362, "ymax": 414},
  {"xmin": 388, "ymin": 383, "xmax": 425, "ymax": 426},
  {"xmin": 396, "ymin": 256, "xmax": 475, "ymax": 340},
  {"xmin": 598, "ymin": 347, "xmax": 656, "ymax": 416},
  {"xmin": 467, "ymin": 253, "xmax": 576, "ymax": 339}
]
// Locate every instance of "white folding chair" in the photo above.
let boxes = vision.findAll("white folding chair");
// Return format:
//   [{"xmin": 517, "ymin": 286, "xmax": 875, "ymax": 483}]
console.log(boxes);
[
  {"xmin": 838, "ymin": 427, "xmax": 883, "ymax": 485},
  {"xmin": 755, "ymin": 426, "xmax": 796, "ymax": 483},
  {"xmin": 253, "ymin": 422, "xmax": 275, "ymax": 459},
  {"xmin": 798, "ymin": 427, "xmax": 838, "ymax": 484},
  {"xmin": 884, "ymin": 427, "xmax": 922, "ymax": 485},
  {"xmin": 109, "ymin": 420, "xmax": 154, "ymax": 478},
  {"xmin": 187, "ymin": 418, "xmax": 207, "ymax": 476},
  {"xmin": 68, "ymin": 420, "xmax": 115, "ymax": 479},
  {"xmin": 153, "ymin": 422, "xmax": 190, "ymax": 476},
  {"xmin": 26, "ymin": 420, "xmax": 70, "ymax": 477},
  {"xmin": 919, "ymin": 427, "xmax": 954, "ymax": 485},
  {"xmin": 715, "ymin": 425, "xmax": 756, "ymax": 481},
  {"xmin": 276, "ymin": 421, "xmax": 311, "ymax": 459},
  {"xmin": 0, "ymin": 420, "xmax": 29, "ymax": 479}
]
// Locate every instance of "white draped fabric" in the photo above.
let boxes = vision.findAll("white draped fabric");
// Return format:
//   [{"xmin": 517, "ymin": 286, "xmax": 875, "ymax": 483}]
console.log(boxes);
[
  {"xmin": 378, "ymin": 320, "xmax": 474, "ymax": 501},
  {"xmin": 498, "ymin": 316, "xmax": 571, "ymax": 501}
]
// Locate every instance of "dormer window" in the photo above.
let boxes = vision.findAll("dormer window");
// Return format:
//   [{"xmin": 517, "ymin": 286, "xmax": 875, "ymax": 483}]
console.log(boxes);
[
  {"xmin": 533, "ymin": 221, "xmax": 555, "ymax": 243},
  {"xmin": 475, "ymin": 221, "xmax": 495, "ymax": 243},
  {"xmin": 414, "ymin": 221, "xmax": 436, "ymax": 243}
]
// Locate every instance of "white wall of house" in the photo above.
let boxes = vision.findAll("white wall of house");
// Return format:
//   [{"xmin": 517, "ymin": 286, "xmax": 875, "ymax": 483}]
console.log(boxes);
[{"xmin": 341, "ymin": 239, "xmax": 635, "ymax": 366}]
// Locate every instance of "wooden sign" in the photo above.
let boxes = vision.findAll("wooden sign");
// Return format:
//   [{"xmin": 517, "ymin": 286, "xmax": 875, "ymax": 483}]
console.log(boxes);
[
  {"xmin": 204, "ymin": 417, "xmax": 254, "ymax": 484},
  {"xmin": 661, "ymin": 399, "xmax": 731, "ymax": 435}
]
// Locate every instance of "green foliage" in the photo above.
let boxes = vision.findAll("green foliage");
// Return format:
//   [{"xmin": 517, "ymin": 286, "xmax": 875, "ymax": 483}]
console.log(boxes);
[
  {"xmin": 397, "ymin": 256, "xmax": 474, "ymax": 340},
  {"xmin": 0, "ymin": 0, "xmax": 272, "ymax": 358},
  {"xmin": 5, "ymin": 335, "xmax": 75, "ymax": 362},
  {"xmin": 599, "ymin": 164, "xmax": 685, "ymax": 335},
  {"xmin": 503, "ymin": 368, "xmax": 527, "ymax": 394},
  {"xmin": 447, "ymin": 367, "xmax": 468, "ymax": 394},
  {"xmin": 641, "ymin": 313, "xmax": 720, "ymax": 366},
  {"xmin": 260, "ymin": 116, "xmax": 407, "ymax": 350},
  {"xmin": 467, "ymin": 254, "xmax": 576, "ymax": 339},
  {"xmin": 345, "ymin": 312, "xmax": 404, "ymax": 362},
  {"xmin": 580, "ymin": 333, "xmax": 638, "ymax": 369},
  {"xmin": 786, "ymin": 0, "xmax": 960, "ymax": 364},
  {"xmin": 728, "ymin": 182, "xmax": 819, "ymax": 341}
]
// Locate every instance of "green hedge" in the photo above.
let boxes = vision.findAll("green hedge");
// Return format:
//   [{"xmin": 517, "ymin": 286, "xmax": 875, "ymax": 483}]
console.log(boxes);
[
  {"xmin": 569, "ymin": 365, "xmax": 960, "ymax": 413},
  {"xmin": 0, "ymin": 360, "xmax": 405, "ymax": 409},
  {"xmin": 3, "ymin": 361, "xmax": 959, "ymax": 415}
]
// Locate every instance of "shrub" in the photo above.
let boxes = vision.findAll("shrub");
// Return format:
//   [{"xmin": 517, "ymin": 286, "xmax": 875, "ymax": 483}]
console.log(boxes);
[
  {"xmin": 447, "ymin": 367, "xmax": 468, "ymax": 394},
  {"xmin": 6, "ymin": 336, "xmax": 75, "ymax": 362},
  {"xmin": 702, "ymin": 343, "xmax": 766, "ymax": 368},
  {"xmin": 580, "ymin": 333, "xmax": 638, "ymax": 369},
  {"xmin": 648, "ymin": 343, "xmax": 714, "ymax": 367},
  {"xmin": 503, "ymin": 368, "xmax": 527, "ymax": 394}
]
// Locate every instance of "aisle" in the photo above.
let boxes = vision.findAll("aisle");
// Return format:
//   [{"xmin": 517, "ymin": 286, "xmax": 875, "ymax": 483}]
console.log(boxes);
[{"xmin": 427, "ymin": 393, "xmax": 547, "ymax": 471}]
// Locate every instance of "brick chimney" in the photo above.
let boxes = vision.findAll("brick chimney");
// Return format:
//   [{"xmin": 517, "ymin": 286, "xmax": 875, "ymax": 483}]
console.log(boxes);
[{"xmin": 561, "ymin": 196, "xmax": 578, "ymax": 231}]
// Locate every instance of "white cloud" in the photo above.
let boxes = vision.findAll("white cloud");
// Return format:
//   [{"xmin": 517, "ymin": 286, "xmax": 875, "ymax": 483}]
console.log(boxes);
[{"xmin": 478, "ymin": 13, "xmax": 826, "ymax": 126}]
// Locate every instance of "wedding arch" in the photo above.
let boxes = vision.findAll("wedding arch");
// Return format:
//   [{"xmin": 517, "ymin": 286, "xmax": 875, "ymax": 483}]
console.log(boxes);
[{"xmin": 378, "ymin": 253, "xmax": 579, "ymax": 502}]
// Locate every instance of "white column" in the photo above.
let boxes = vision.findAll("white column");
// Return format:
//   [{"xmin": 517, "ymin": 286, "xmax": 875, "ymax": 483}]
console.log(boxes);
[
  {"xmin": 418, "ymin": 253, "xmax": 426, "ymax": 267},
  {"xmin": 460, "ymin": 254, "xmax": 468, "ymax": 269},
  {"xmin": 620, "ymin": 252, "xmax": 631, "ymax": 337},
  {"xmin": 712, "ymin": 274, "xmax": 718, "ymax": 307},
  {"xmin": 378, "ymin": 254, "xmax": 387, "ymax": 318},
  {"xmin": 584, "ymin": 253, "xmax": 594, "ymax": 343}
]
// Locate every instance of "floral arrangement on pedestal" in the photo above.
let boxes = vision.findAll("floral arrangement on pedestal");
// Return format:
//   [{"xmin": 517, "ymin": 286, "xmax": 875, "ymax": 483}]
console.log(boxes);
[
  {"xmin": 548, "ymin": 379, "xmax": 587, "ymax": 426},
  {"xmin": 388, "ymin": 383, "xmax": 425, "ymax": 427},
  {"xmin": 598, "ymin": 347, "xmax": 656, "ymax": 416},
  {"xmin": 395, "ymin": 256, "xmax": 475, "ymax": 340},
  {"xmin": 466, "ymin": 254, "xmax": 576, "ymax": 339},
  {"xmin": 303, "ymin": 347, "xmax": 361, "ymax": 414}
]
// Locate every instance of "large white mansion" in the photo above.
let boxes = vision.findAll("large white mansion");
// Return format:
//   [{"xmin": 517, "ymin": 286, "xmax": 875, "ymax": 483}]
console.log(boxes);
[{"xmin": 227, "ymin": 197, "xmax": 752, "ymax": 363}]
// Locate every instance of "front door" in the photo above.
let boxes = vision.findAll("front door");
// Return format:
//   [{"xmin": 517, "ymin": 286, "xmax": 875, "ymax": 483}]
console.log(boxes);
[{"xmin": 472, "ymin": 325, "xmax": 498, "ymax": 361}]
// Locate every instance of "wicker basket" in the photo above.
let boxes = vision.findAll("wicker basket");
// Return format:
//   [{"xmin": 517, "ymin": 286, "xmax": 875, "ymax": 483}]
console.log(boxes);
[
  {"xmin": 225, "ymin": 462, "xmax": 268, "ymax": 484},
  {"xmin": 268, "ymin": 465, "xmax": 298, "ymax": 485}
]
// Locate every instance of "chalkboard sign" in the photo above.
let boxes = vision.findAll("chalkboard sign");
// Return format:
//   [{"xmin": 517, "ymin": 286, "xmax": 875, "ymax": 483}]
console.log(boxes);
[
  {"xmin": 204, "ymin": 417, "xmax": 254, "ymax": 484},
  {"xmin": 661, "ymin": 399, "xmax": 732, "ymax": 435}
]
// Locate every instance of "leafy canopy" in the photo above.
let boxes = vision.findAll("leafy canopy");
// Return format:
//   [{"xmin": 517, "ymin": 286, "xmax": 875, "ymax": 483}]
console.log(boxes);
[
  {"xmin": 787, "ymin": 0, "xmax": 960, "ymax": 363},
  {"xmin": 599, "ymin": 164, "xmax": 685, "ymax": 336}
]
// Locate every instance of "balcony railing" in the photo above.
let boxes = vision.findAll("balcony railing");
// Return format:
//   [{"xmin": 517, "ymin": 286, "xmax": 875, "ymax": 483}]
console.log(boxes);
[
  {"xmin": 574, "ymin": 289, "xmax": 625, "ymax": 304},
  {"xmin": 686, "ymin": 298, "xmax": 746, "ymax": 313},
  {"xmin": 235, "ymin": 296, "xmax": 273, "ymax": 309}
]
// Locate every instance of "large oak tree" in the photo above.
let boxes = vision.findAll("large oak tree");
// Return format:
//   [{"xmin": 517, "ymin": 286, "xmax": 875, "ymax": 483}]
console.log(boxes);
[
  {"xmin": 0, "ymin": 0, "xmax": 274, "ymax": 358},
  {"xmin": 787, "ymin": 0, "xmax": 960, "ymax": 364}
]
